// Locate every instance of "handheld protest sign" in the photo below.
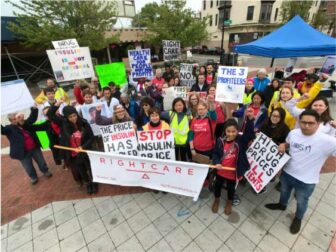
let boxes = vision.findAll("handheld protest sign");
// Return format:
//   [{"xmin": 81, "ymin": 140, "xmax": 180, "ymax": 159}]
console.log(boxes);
[
  {"xmin": 1, "ymin": 79, "xmax": 35, "ymax": 115},
  {"xmin": 180, "ymin": 63, "xmax": 196, "ymax": 88},
  {"xmin": 52, "ymin": 39, "xmax": 79, "ymax": 49},
  {"xmin": 162, "ymin": 40, "xmax": 181, "ymax": 61},
  {"xmin": 319, "ymin": 56, "xmax": 336, "ymax": 76},
  {"xmin": 162, "ymin": 86, "xmax": 187, "ymax": 110},
  {"xmin": 216, "ymin": 66, "xmax": 248, "ymax": 103},
  {"xmin": 244, "ymin": 133, "xmax": 290, "ymax": 193},
  {"xmin": 128, "ymin": 49, "xmax": 153, "ymax": 79},
  {"xmin": 100, "ymin": 121, "xmax": 138, "ymax": 156},
  {"xmin": 95, "ymin": 63, "xmax": 127, "ymax": 88},
  {"xmin": 34, "ymin": 120, "xmax": 50, "ymax": 149}
]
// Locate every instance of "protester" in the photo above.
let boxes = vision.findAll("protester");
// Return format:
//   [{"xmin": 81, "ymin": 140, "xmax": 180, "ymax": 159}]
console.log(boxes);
[
  {"xmin": 173, "ymin": 76, "xmax": 181, "ymax": 87},
  {"xmin": 297, "ymin": 73, "xmax": 319, "ymax": 94},
  {"xmin": 285, "ymin": 96, "xmax": 336, "ymax": 136},
  {"xmin": 233, "ymin": 91, "xmax": 268, "ymax": 132},
  {"xmin": 142, "ymin": 107, "xmax": 170, "ymax": 131},
  {"xmin": 73, "ymin": 80, "xmax": 89, "ymax": 105},
  {"xmin": 96, "ymin": 104, "xmax": 132, "ymax": 125},
  {"xmin": 152, "ymin": 68, "xmax": 165, "ymax": 91},
  {"xmin": 120, "ymin": 93, "xmax": 139, "ymax": 120},
  {"xmin": 190, "ymin": 74, "xmax": 209, "ymax": 92},
  {"xmin": 35, "ymin": 79, "xmax": 70, "ymax": 104},
  {"xmin": 109, "ymin": 82, "xmax": 121, "ymax": 100},
  {"xmin": 88, "ymin": 83, "xmax": 99, "ymax": 101},
  {"xmin": 265, "ymin": 110, "xmax": 336, "ymax": 234},
  {"xmin": 263, "ymin": 78, "xmax": 281, "ymax": 108},
  {"xmin": 253, "ymin": 68, "xmax": 270, "ymax": 92},
  {"xmin": 242, "ymin": 78, "xmax": 256, "ymax": 106},
  {"xmin": 143, "ymin": 79, "xmax": 163, "ymax": 110},
  {"xmin": 1, "ymin": 107, "xmax": 52, "ymax": 185},
  {"xmin": 135, "ymin": 97, "xmax": 154, "ymax": 130},
  {"xmin": 212, "ymin": 110, "xmax": 255, "ymax": 215},
  {"xmin": 161, "ymin": 97, "xmax": 192, "ymax": 161},
  {"xmin": 208, "ymin": 85, "xmax": 226, "ymax": 139},
  {"xmin": 48, "ymin": 101, "xmax": 97, "ymax": 194},
  {"xmin": 163, "ymin": 64, "xmax": 174, "ymax": 82},
  {"xmin": 100, "ymin": 86, "xmax": 120, "ymax": 115},
  {"xmin": 206, "ymin": 64, "xmax": 216, "ymax": 85},
  {"xmin": 188, "ymin": 96, "xmax": 217, "ymax": 159},
  {"xmin": 165, "ymin": 77, "xmax": 175, "ymax": 87},
  {"xmin": 187, "ymin": 92, "xmax": 201, "ymax": 117}
]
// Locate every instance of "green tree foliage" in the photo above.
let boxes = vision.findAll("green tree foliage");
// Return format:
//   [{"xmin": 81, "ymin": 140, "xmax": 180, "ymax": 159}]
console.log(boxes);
[
  {"xmin": 6, "ymin": 0, "xmax": 119, "ymax": 50},
  {"xmin": 134, "ymin": 0, "xmax": 208, "ymax": 47},
  {"xmin": 312, "ymin": 9, "xmax": 331, "ymax": 29},
  {"xmin": 280, "ymin": 0, "xmax": 313, "ymax": 23}
]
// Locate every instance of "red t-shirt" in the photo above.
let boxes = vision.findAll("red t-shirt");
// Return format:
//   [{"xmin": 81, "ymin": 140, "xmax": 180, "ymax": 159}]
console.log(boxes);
[
  {"xmin": 152, "ymin": 77, "xmax": 165, "ymax": 91},
  {"xmin": 206, "ymin": 74, "xmax": 213, "ymax": 84},
  {"xmin": 22, "ymin": 129, "xmax": 36, "ymax": 151},
  {"xmin": 215, "ymin": 102, "xmax": 225, "ymax": 123},
  {"xmin": 217, "ymin": 141, "xmax": 237, "ymax": 180},
  {"xmin": 51, "ymin": 122, "xmax": 61, "ymax": 135},
  {"xmin": 69, "ymin": 130, "xmax": 82, "ymax": 157},
  {"xmin": 73, "ymin": 86, "xmax": 84, "ymax": 105},
  {"xmin": 190, "ymin": 117, "xmax": 216, "ymax": 151},
  {"xmin": 248, "ymin": 104, "xmax": 260, "ymax": 118}
]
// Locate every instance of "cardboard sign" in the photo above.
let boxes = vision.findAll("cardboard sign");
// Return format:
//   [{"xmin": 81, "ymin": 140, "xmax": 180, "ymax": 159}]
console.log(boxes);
[
  {"xmin": 284, "ymin": 58, "xmax": 297, "ymax": 77},
  {"xmin": 1, "ymin": 79, "xmax": 35, "ymax": 115},
  {"xmin": 244, "ymin": 133, "xmax": 290, "ymax": 193},
  {"xmin": 80, "ymin": 101, "xmax": 111, "ymax": 136},
  {"xmin": 137, "ymin": 129, "xmax": 176, "ymax": 160},
  {"xmin": 163, "ymin": 40, "xmax": 181, "ymax": 61},
  {"xmin": 100, "ymin": 121, "xmax": 138, "ymax": 156},
  {"xmin": 52, "ymin": 39, "xmax": 79, "ymax": 49},
  {"xmin": 87, "ymin": 150, "xmax": 209, "ymax": 200},
  {"xmin": 180, "ymin": 63, "xmax": 196, "ymax": 88},
  {"xmin": 95, "ymin": 63, "xmax": 127, "ymax": 88},
  {"xmin": 34, "ymin": 120, "xmax": 50, "ymax": 149},
  {"xmin": 215, "ymin": 66, "xmax": 248, "ymax": 103},
  {"xmin": 128, "ymin": 49, "xmax": 153, "ymax": 79},
  {"xmin": 162, "ymin": 86, "xmax": 187, "ymax": 110},
  {"xmin": 46, "ymin": 47, "xmax": 95, "ymax": 82}
]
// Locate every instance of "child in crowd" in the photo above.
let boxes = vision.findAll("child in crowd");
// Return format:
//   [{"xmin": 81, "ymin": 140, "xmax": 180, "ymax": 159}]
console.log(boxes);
[{"xmin": 142, "ymin": 107, "xmax": 170, "ymax": 131}]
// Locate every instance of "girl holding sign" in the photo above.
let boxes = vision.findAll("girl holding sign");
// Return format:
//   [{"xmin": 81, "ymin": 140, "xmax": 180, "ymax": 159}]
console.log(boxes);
[{"xmin": 211, "ymin": 109, "xmax": 255, "ymax": 215}]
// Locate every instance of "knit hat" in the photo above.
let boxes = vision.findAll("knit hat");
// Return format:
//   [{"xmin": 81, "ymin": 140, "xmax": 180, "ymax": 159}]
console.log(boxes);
[
  {"xmin": 63, "ymin": 106, "xmax": 78, "ymax": 118},
  {"xmin": 246, "ymin": 78, "xmax": 254, "ymax": 84}
]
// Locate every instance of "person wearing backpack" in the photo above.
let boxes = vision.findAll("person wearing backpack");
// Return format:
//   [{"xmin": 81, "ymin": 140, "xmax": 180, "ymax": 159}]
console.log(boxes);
[
  {"xmin": 211, "ymin": 109, "xmax": 255, "ymax": 215},
  {"xmin": 188, "ymin": 96, "xmax": 217, "ymax": 159}
]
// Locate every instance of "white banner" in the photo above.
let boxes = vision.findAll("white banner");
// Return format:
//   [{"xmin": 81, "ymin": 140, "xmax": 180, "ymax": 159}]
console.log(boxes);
[
  {"xmin": 137, "ymin": 129, "xmax": 176, "ymax": 160},
  {"xmin": 215, "ymin": 66, "xmax": 248, "ymax": 103},
  {"xmin": 52, "ymin": 39, "xmax": 79, "ymax": 49},
  {"xmin": 1, "ymin": 79, "xmax": 35, "ymax": 115},
  {"xmin": 244, "ymin": 133, "xmax": 290, "ymax": 193},
  {"xmin": 46, "ymin": 47, "xmax": 95, "ymax": 82},
  {"xmin": 100, "ymin": 121, "xmax": 138, "ymax": 156},
  {"xmin": 87, "ymin": 150, "xmax": 208, "ymax": 200},
  {"xmin": 128, "ymin": 49, "xmax": 153, "ymax": 79},
  {"xmin": 80, "ymin": 101, "xmax": 111, "ymax": 136},
  {"xmin": 320, "ymin": 56, "xmax": 336, "ymax": 76},
  {"xmin": 163, "ymin": 40, "xmax": 181, "ymax": 61},
  {"xmin": 162, "ymin": 86, "xmax": 187, "ymax": 110},
  {"xmin": 180, "ymin": 63, "xmax": 196, "ymax": 88}
]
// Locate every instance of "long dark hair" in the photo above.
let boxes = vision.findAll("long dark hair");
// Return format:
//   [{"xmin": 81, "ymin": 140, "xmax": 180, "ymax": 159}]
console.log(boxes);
[
  {"xmin": 308, "ymin": 96, "xmax": 333, "ymax": 125},
  {"xmin": 261, "ymin": 107, "xmax": 289, "ymax": 143},
  {"xmin": 172, "ymin": 97, "xmax": 187, "ymax": 113},
  {"xmin": 222, "ymin": 119, "xmax": 239, "ymax": 138}
]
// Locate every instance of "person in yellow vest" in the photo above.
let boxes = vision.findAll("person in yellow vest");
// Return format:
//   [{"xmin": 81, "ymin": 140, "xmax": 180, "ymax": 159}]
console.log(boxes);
[
  {"xmin": 35, "ymin": 79, "xmax": 70, "ymax": 105},
  {"xmin": 297, "ymin": 73, "xmax": 319, "ymax": 94},
  {"xmin": 242, "ymin": 78, "xmax": 256, "ymax": 106},
  {"xmin": 161, "ymin": 97, "xmax": 192, "ymax": 161},
  {"xmin": 142, "ymin": 107, "xmax": 170, "ymax": 131}
]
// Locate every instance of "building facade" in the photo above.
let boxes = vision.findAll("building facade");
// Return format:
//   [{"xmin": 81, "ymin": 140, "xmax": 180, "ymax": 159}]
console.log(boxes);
[{"xmin": 200, "ymin": 0, "xmax": 323, "ymax": 52}]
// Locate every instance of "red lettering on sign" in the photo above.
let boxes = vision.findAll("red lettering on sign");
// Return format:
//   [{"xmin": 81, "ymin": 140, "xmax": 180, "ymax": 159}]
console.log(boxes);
[
  {"xmin": 175, "ymin": 167, "xmax": 181, "ymax": 174},
  {"xmin": 100, "ymin": 158, "xmax": 105, "ymax": 164},
  {"xmin": 163, "ymin": 165, "xmax": 169, "ymax": 172},
  {"xmin": 188, "ymin": 169, "xmax": 194, "ymax": 176},
  {"xmin": 142, "ymin": 173, "xmax": 150, "ymax": 179},
  {"xmin": 118, "ymin": 160, "xmax": 124, "ymax": 166},
  {"xmin": 151, "ymin": 164, "xmax": 157, "ymax": 170},
  {"xmin": 129, "ymin": 162, "xmax": 135, "ymax": 168}
]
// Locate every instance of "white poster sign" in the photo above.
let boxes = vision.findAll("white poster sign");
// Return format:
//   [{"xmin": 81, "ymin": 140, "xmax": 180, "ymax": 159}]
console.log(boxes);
[
  {"xmin": 320, "ymin": 56, "xmax": 336, "ymax": 76},
  {"xmin": 81, "ymin": 101, "xmax": 111, "ymax": 136},
  {"xmin": 284, "ymin": 58, "xmax": 297, "ymax": 77},
  {"xmin": 52, "ymin": 39, "xmax": 79, "ymax": 49},
  {"xmin": 180, "ymin": 63, "xmax": 196, "ymax": 88},
  {"xmin": 163, "ymin": 40, "xmax": 181, "ymax": 61},
  {"xmin": 46, "ymin": 47, "xmax": 95, "ymax": 82},
  {"xmin": 244, "ymin": 133, "xmax": 290, "ymax": 193},
  {"xmin": 137, "ymin": 129, "xmax": 176, "ymax": 160},
  {"xmin": 1, "ymin": 79, "xmax": 35, "ymax": 115},
  {"xmin": 215, "ymin": 66, "xmax": 248, "ymax": 103},
  {"xmin": 88, "ymin": 150, "xmax": 208, "ymax": 200},
  {"xmin": 162, "ymin": 86, "xmax": 187, "ymax": 110},
  {"xmin": 100, "ymin": 121, "xmax": 138, "ymax": 156},
  {"xmin": 128, "ymin": 49, "xmax": 153, "ymax": 79}
]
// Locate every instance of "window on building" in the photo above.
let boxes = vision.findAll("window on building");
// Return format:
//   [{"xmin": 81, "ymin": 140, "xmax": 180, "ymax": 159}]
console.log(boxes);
[
  {"xmin": 274, "ymin": 8, "xmax": 278, "ymax": 21},
  {"xmin": 259, "ymin": 2, "xmax": 273, "ymax": 23},
  {"xmin": 216, "ymin": 0, "xmax": 219, "ymax": 6},
  {"xmin": 246, "ymin": 6, "xmax": 254, "ymax": 20},
  {"xmin": 203, "ymin": 0, "xmax": 206, "ymax": 10},
  {"xmin": 210, "ymin": 0, "xmax": 213, "ymax": 8},
  {"xmin": 215, "ymin": 14, "xmax": 218, "ymax": 26},
  {"xmin": 209, "ymin": 15, "xmax": 213, "ymax": 26}
]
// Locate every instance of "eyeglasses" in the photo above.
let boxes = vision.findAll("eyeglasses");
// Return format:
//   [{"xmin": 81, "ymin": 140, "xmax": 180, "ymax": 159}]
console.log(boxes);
[
  {"xmin": 299, "ymin": 121, "xmax": 316, "ymax": 127},
  {"xmin": 143, "ymin": 104, "xmax": 149, "ymax": 107},
  {"xmin": 271, "ymin": 114, "xmax": 281, "ymax": 118}
]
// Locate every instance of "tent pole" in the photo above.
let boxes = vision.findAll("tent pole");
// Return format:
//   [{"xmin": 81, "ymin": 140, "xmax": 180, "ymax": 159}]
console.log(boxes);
[{"xmin": 270, "ymin": 58, "xmax": 275, "ymax": 67}]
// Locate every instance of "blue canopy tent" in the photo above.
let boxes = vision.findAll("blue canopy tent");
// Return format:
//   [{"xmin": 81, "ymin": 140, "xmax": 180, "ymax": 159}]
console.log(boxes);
[{"xmin": 234, "ymin": 15, "xmax": 336, "ymax": 61}]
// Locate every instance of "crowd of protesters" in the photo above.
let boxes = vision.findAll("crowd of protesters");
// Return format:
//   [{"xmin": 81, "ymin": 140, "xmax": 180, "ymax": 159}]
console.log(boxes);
[{"xmin": 2, "ymin": 63, "xmax": 336, "ymax": 235}]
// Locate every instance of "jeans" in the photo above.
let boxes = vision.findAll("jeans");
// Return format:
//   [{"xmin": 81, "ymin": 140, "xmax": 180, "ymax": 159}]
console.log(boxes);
[
  {"xmin": 20, "ymin": 148, "xmax": 49, "ymax": 180},
  {"xmin": 279, "ymin": 172, "xmax": 315, "ymax": 220},
  {"xmin": 214, "ymin": 174, "xmax": 236, "ymax": 200}
]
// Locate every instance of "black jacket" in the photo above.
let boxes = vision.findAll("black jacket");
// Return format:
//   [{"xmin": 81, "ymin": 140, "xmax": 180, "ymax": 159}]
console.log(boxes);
[
  {"xmin": 190, "ymin": 83, "xmax": 209, "ymax": 92},
  {"xmin": 22, "ymin": 120, "xmax": 60, "ymax": 147},
  {"xmin": 47, "ymin": 105, "xmax": 94, "ymax": 161},
  {"xmin": 212, "ymin": 118, "xmax": 255, "ymax": 179},
  {"xmin": 1, "ymin": 108, "xmax": 39, "ymax": 160}
]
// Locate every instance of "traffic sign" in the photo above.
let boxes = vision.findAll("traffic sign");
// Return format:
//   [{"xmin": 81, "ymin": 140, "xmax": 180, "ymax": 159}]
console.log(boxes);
[{"xmin": 224, "ymin": 19, "xmax": 232, "ymax": 26}]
